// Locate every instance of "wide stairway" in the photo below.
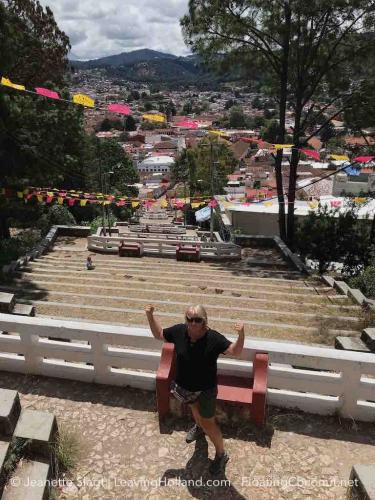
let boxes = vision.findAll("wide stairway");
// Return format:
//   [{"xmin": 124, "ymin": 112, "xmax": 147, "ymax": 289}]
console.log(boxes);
[
  {"xmin": 2, "ymin": 242, "xmax": 366, "ymax": 346},
  {"xmin": 0, "ymin": 388, "xmax": 57, "ymax": 499}
]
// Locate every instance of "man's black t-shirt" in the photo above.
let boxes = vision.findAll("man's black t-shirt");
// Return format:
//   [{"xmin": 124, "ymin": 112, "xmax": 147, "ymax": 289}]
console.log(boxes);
[{"xmin": 163, "ymin": 323, "xmax": 232, "ymax": 391}]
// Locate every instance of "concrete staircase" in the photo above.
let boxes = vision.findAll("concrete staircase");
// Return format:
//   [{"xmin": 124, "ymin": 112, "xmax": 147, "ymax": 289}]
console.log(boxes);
[
  {"xmin": 3, "ymin": 244, "xmax": 367, "ymax": 346},
  {"xmin": 0, "ymin": 293, "xmax": 35, "ymax": 318},
  {"xmin": 335, "ymin": 328, "xmax": 375, "ymax": 353},
  {"xmin": 0, "ymin": 388, "xmax": 57, "ymax": 499}
]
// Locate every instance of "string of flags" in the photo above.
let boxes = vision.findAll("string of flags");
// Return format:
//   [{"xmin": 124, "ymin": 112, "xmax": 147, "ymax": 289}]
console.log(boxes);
[
  {"xmin": 1, "ymin": 75, "xmax": 169, "ymax": 123},
  {"xmin": 0, "ymin": 186, "xmax": 211, "ymax": 209}
]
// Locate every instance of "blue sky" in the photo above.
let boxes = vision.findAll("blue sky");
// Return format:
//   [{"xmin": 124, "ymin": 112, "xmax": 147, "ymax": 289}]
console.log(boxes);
[{"xmin": 39, "ymin": 0, "xmax": 190, "ymax": 60}]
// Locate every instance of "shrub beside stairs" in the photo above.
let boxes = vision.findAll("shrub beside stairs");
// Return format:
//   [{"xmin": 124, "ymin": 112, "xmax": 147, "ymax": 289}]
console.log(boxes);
[{"xmin": 0, "ymin": 388, "xmax": 57, "ymax": 499}]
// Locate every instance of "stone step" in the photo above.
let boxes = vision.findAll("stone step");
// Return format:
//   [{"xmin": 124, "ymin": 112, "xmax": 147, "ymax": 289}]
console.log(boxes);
[
  {"xmin": 13, "ymin": 410, "xmax": 57, "ymax": 459},
  {"xmin": 245, "ymin": 258, "xmax": 288, "ymax": 268},
  {"xmin": 13, "ymin": 289, "xmax": 362, "ymax": 326},
  {"xmin": 0, "ymin": 389, "xmax": 21, "ymax": 437},
  {"xmin": 40, "ymin": 255, "xmax": 306, "ymax": 283},
  {"xmin": 11, "ymin": 303, "xmax": 36, "ymax": 317},
  {"xmin": 334, "ymin": 336, "xmax": 371, "ymax": 352},
  {"xmin": 21, "ymin": 298, "xmax": 360, "ymax": 339},
  {"xmin": 18, "ymin": 268, "xmax": 330, "ymax": 296},
  {"xmin": 25, "ymin": 262, "xmax": 314, "ymax": 290},
  {"xmin": 0, "ymin": 293, "xmax": 16, "ymax": 314},
  {"xmin": 361, "ymin": 328, "xmax": 375, "ymax": 351},
  {"xmin": 2, "ymin": 460, "xmax": 50, "ymax": 500},
  {"xmin": 46, "ymin": 256, "xmax": 305, "ymax": 278},
  {"xmin": 0, "ymin": 440, "xmax": 10, "ymax": 488},
  {"xmin": 348, "ymin": 464, "xmax": 375, "ymax": 500},
  {"xmin": 9, "ymin": 280, "xmax": 359, "ymax": 312}
]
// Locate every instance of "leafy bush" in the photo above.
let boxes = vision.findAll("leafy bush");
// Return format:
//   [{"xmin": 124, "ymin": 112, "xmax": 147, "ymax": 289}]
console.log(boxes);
[
  {"xmin": 37, "ymin": 205, "xmax": 76, "ymax": 236},
  {"xmin": 90, "ymin": 212, "xmax": 118, "ymax": 234},
  {"xmin": 0, "ymin": 230, "xmax": 41, "ymax": 266},
  {"xmin": 296, "ymin": 203, "xmax": 374, "ymax": 275},
  {"xmin": 349, "ymin": 266, "xmax": 375, "ymax": 298}
]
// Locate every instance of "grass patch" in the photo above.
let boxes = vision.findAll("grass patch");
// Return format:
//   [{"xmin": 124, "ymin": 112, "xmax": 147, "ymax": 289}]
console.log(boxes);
[
  {"xmin": 356, "ymin": 305, "xmax": 375, "ymax": 330},
  {"xmin": 52, "ymin": 423, "xmax": 85, "ymax": 475},
  {"xmin": 0, "ymin": 438, "xmax": 32, "ymax": 491}
]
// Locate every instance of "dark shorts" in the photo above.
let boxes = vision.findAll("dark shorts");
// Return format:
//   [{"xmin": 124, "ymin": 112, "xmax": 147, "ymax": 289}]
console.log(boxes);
[{"xmin": 192, "ymin": 387, "xmax": 218, "ymax": 419}]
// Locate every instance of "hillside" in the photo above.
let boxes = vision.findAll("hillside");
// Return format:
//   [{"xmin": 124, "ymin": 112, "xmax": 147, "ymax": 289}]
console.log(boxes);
[{"xmin": 70, "ymin": 48, "xmax": 224, "ymax": 86}]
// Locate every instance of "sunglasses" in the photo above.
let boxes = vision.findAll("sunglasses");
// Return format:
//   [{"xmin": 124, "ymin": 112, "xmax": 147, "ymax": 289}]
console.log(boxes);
[{"xmin": 186, "ymin": 316, "xmax": 204, "ymax": 324}]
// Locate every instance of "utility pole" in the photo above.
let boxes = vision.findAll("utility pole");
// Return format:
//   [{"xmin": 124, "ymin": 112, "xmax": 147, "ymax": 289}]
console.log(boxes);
[
  {"xmin": 98, "ymin": 138, "xmax": 106, "ymax": 236},
  {"xmin": 210, "ymin": 141, "xmax": 216, "ymax": 242}
]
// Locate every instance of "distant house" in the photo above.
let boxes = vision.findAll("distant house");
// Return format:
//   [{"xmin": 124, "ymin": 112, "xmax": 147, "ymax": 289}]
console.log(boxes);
[
  {"xmin": 137, "ymin": 155, "xmax": 175, "ymax": 173},
  {"xmin": 333, "ymin": 172, "xmax": 375, "ymax": 196}
]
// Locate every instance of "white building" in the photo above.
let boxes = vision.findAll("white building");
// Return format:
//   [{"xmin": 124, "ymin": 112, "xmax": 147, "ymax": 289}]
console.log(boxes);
[
  {"xmin": 219, "ymin": 196, "xmax": 375, "ymax": 236},
  {"xmin": 137, "ymin": 156, "xmax": 175, "ymax": 174}
]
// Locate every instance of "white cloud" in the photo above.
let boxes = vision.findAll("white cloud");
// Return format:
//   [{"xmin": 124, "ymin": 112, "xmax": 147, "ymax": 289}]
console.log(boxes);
[{"xmin": 39, "ymin": 0, "xmax": 190, "ymax": 60}]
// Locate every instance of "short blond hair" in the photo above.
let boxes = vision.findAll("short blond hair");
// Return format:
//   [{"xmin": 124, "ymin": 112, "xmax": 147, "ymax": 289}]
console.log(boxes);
[{"xmin": 185, "ymin": 305, "xmax": 208, "ymax": 325}]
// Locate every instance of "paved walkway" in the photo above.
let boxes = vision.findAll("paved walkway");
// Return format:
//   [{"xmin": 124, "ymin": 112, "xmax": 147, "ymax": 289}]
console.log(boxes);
[{"xmin": 1, "ymin": 372, "xmax": 375, "ymax": 499}]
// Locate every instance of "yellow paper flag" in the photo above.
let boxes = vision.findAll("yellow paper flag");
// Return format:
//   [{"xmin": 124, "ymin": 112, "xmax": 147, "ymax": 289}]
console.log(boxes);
[
  {"xmin": 274, "ymin": 144, "xmax": 294, "ymax": 150},
  {"xmin": 57, "ymin": 197, "xmax": 64, "ymax": 205},
  {"xmin": 37, "ymin": 195, "xmax": 44, "ymax": 203},
  {"xmin": 1, "ymin": 77, "xmax": 25, "ymax": 91},
  {"xmin": 131, "ymin": 201, "xmax": 140, "ymax": 208},
  {"xmin": 80, "ymin": 199, "xmax": 88, "ymax": 207},
  {"xmin": 308, "ymin": 201, "xmax": 319, "ymax": 209},
  {"xmin": 209, "ymin": 130, "xmax": 228, "ymax": 137},
  {"xmin": 73, "ymin": 93, "xmax": 95, "ymax": 108},
  {"xmin": 142, "ymin": 113, "xmax": 165, "ymax": 123},
  {"xmin": 191, "ymin": 202, "xmax": 201, "ymax": 208},
  {"xmin": 160, "ymin": 199, "xmax": 168, "ymax": 208},
  {"xmin": 353, "ymin": 197, "xmax": 366, "ymax": 204},
  {"xmin": 17, "ymin": 191, "xmax": 24, "ymax": 199},
  {"xmin": 263, "ymin": 201, "xmax": 273, "ymax": 206},
  {"xmin": 330, "ymin": 154, "xmax": 349, "ymax": 161}
]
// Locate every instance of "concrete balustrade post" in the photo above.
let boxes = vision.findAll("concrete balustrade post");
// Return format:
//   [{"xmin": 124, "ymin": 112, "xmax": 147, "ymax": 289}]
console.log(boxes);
[
  {"xmin": 90, "ymin": 337, "xmax": 111, "ymax": 384},
  {"xmin": 340, "ymin": 362, "xmax": 362, "ymax": 419},
  {"xmin": 19, "ymin": 332, "xmax": 42, "ymax": 374}
]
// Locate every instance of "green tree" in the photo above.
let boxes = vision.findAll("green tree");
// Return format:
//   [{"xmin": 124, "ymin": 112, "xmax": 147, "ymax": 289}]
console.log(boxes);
[
  {"xmin": 229, "ymin": 106, "xmax": 246, "ymax": 128},
  {"xmin": 181, "ymin": 0, "xmax": 375, "ymax": 245},
  {"xmin": 124, "ymin": 115, "xmax": 137, "ymax": 131},
  {"xmin": 296, "ymin": 203, "xmax": 375, "ymax": 275},
  {"xmin": 83, "ymin": 138, "xmax": 139, "ymax": 197},
  {"xmin": 172, "ymin": 138, "xmax": 237, "ymax": 196},
  {"xmin": 344, "ymin": 78, "xmax": 375, "ymax": 146},
  {"xmin": 260, "ymin": 120, "xmax": 280, "ymax": 143},
  {"xmin": 4, "ymin": 0, "xmax": 70, "ymax": 87},
  {"xmin": 319, "ymin": 121, "xmax": 336, "ymax": 147},
  {"xmin": 182, "ymin": 101, "xmax": 193, "ymax": 115},
  {"xmin": 0, "ymin": 0, "xmax": 85, "ymax": 238}
]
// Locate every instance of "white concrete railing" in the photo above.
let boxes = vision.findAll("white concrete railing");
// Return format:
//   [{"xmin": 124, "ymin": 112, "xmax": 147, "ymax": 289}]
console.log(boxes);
[
  {"xmin": 0, "ymin": 314, "xmax": 374, "ymax": 422},
  {"xmin": 142, "ymin": 213, "xmax": 169, "ymax": 220},
  {"xmin": 87, "ymin": 235, "xmax": 241, "ymax": 260}
]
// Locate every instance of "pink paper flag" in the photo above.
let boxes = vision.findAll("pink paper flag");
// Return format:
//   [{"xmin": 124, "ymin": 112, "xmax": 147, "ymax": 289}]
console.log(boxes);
[
  {"xmin": 68, "ymin": 198, "xmax": 76, "ymax": 206},
  {"xmin": 46, "ymin": 196, "xmax": 53, "ymax": 204},
  {"xmin": 175, "ymin": 119, "xmax": 198, "ymax": 129},
  {"xmin": 353, "ymin": 156, "xmax": 375, "ymax": 163},
  {"xmin": 35, "ymin": 87, "xmax": 60, "ymax": 100},
  {"xmin": 108, "ymin": 103, "xmax": 131, "ymax": 115},
  {"xmin": 301, "ymin": 149, "xmax": 320, "ymax": 160},
  {"xmin": 330, "ymin": 200, "xmax": 342, "ymax": 208},
  {"xmin": 208, "ymin": 199, "xmax": 218, "ymax": 208}
]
